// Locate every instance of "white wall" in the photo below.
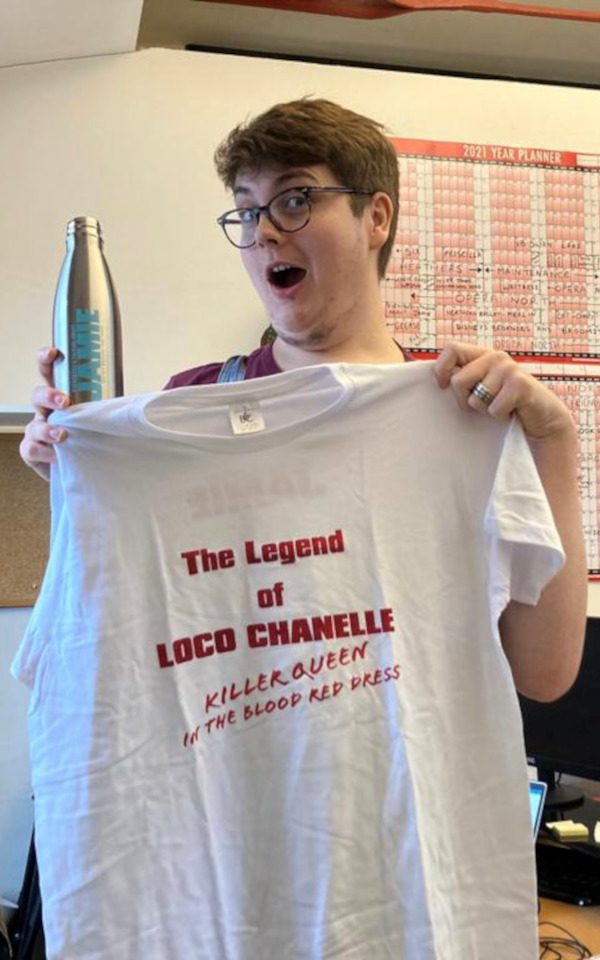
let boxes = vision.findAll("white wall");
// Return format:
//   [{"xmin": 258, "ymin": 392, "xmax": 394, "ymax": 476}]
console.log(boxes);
[
  {"xmin": 3, "ymin": 48, "xmax": 600, "ymax": 406},
  {"xmin": 2, "ymin": 46, "xmax": 599, "ymax": 902}
]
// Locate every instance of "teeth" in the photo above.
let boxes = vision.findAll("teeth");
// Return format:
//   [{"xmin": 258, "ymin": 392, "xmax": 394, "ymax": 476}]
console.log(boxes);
[{"xmin": 271, "ymin": 264, "xmax": 294, "ymax": 273}]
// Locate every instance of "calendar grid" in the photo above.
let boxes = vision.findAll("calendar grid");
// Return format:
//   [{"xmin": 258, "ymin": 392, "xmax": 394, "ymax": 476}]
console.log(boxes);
[{"xmin": 385, "ymin": 138, "xmax": 600, "ymax": 577}]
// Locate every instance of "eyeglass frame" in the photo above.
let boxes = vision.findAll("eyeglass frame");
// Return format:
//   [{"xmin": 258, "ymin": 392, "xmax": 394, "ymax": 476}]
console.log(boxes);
[{"xmin": 216, "ymin": 185, "xmax": 376, "ymax": 249}]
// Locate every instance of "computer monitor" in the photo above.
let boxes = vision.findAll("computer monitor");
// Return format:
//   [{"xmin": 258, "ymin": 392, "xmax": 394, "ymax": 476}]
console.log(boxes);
[
  {"xmin": 528, "ymin": 780, "xmax": 547, "ymax": 839},
  {"xmin": 518, "ymin": 616, "xmax": 600, "ymax": 810}
]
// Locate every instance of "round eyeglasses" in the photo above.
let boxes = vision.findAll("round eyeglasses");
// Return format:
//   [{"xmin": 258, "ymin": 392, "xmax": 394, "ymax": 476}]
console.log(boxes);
[{"xmin": 216, "ymin": 185, "xmax": 375, "ymax": 249}]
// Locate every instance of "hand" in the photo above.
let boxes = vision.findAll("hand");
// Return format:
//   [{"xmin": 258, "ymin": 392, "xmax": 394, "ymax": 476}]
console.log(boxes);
[
  {"xmin": 435, "ymin": 343, "xmax": 586, "ymax": 702},
  {"xmin": 433, "ymin": 342, "xmax": 574, "ymax": 442},
  {"xmin": 19, "ymin": 347, "xmax": 70, "ymax": 481}
]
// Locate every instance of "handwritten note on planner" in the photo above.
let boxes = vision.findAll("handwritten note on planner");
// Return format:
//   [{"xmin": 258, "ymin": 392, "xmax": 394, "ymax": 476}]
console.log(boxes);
[{"xmin": 384, "ymin": 138, "xmax": 600, "ymax": 576}]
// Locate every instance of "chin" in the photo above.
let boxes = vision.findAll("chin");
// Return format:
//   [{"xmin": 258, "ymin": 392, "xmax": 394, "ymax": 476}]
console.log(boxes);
[
  {"xmin": 272, "ymin": 314, "xmax": 335, "ymax": 349},
  {"xmin": 276, "ymin": 327, "xmax": 331, "ymax": 348}
]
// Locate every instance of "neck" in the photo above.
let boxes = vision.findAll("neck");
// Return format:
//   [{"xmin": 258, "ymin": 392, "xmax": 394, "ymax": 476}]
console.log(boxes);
[{"xmin": 272, "ymin": 303, "xmax": 405, "ymax": 371}]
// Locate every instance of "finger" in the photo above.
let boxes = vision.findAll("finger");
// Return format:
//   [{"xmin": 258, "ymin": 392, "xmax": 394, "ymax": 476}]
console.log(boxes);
[
  {"xmin": 450, "ymin": 352, "xmax": 514, "ymax": 411},
  {"xmin": 25, "ymin": 419, "xmax": 67, "ymax": 446},
  {"xmin": 19, "ymin": 437, "xmax": 59, "ymax": 467},
  {"xmin": 472, "ymin": 369, "xmax": 536, "ymax": 420},
  {"xmin": 467, "ymin": 381, "xmax": 497, "ymax": 413},
  {"xmin": 433, "ymin": 342, "xmax": 488, "ymax": 388},
  {"xmin": 449, "ymin": 356, "xmax": 494, "ymax": 409},
  {"xmin": 31, "ymin": 385, "xmax": 70, "ymax": 416},
  {"xmin": 37, "ymin": 346, "xmax": 61, "ymax": 388},
  {"xmin": 18, "ymin": 450, "xmax": 52, "ymax": 482}
]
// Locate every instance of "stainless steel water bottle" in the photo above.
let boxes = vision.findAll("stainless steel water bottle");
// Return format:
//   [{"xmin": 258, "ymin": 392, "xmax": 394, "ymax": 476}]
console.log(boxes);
[{"xmin": 53, "ymin": 217, "xmax": 124, "ymax": 403}]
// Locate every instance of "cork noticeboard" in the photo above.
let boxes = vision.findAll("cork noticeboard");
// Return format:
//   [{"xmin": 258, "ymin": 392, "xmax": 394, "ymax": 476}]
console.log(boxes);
[{"xmin": 0, "ymin": 434, "xmax": 50, "ymax": 607}]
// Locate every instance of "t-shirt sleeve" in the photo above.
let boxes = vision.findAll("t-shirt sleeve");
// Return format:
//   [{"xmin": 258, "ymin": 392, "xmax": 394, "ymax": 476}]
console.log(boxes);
[{"xmin": 484, "ymin": 418, "xmax": 565, "ymax": 622}]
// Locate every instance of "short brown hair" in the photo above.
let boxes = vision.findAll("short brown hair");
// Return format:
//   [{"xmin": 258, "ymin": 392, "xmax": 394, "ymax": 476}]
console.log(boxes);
[{"xmin": 214, "ymin": 98, "xmax": 399, "ymax": 280}]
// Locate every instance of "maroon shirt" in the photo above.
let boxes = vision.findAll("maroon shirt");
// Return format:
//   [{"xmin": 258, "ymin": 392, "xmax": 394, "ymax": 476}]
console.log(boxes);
[
  {"xmin": 165, "ymin": 342, "xmax": 411, "ymax": 389},
  {"xmin": 164, "ymin": 344, "xmax": 278, "ymax": 388}
]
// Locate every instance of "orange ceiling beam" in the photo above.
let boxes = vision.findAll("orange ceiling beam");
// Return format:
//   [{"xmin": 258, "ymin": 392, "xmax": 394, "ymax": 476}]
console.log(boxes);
[
  {"xmin": 200, "ymin": 0, "xmax": 600, "ymax": 23},
  {"xmin": 395, "ymin": 0, "xmax": 600, "ymax": 21},
  {"xmin": 198, "ymin": 0, "xmax": 398, "ymax": 18}
]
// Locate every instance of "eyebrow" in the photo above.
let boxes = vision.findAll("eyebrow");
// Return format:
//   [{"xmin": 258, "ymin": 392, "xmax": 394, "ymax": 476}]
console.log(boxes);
[{"xmin": 233, "ymin": 168, "xmax": 321, "ymax": 199}]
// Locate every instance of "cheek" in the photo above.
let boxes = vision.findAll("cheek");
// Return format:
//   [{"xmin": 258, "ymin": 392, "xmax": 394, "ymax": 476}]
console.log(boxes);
[
  {"xmin": 319, "ymin": 238, "xmax": 359, "ymax": 283},
  {"xmin": 318, "ymin": 223, "xmax": 363, "ymax": 264},
  {"xmin": 241, "ymin": 252, "xmax": 263, "ymax": 289}
]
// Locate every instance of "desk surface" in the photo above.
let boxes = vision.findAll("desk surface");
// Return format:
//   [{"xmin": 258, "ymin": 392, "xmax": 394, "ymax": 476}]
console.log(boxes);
[{"xmin": 539, "ymin": 897, "xmax": 600, "ymax": 955}]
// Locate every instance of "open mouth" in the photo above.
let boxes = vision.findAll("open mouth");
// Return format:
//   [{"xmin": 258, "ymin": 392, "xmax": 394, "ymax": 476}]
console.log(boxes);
[{"xmin": 267, "ymin": 264, "xmax": 307, "ymax": 289}]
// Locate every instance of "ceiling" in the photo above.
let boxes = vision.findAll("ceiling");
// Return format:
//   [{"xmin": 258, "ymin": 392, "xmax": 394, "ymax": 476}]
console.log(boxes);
[
  {"xmin": 138, "ymin": 0, "xmax": 600, "ymax": 86},
  {"xmin": 1, "ymin": 0, "xmax": 600, "ymax": 87},
  {"xmin": 0, "ymin": 0, "xmax": 143, "ymax": 70}
]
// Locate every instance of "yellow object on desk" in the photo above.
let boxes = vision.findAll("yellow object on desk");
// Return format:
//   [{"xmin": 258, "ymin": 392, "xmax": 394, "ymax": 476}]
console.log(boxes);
[{"xmin": 546, "ymin": 820, "xmax": 590, "ymax": 841}]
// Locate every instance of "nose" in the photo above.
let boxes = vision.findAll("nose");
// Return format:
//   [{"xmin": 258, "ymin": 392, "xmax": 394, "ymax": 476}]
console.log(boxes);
[{"xmin": 254, "ymin": 210, "xmax": 282, "ymax": 246}]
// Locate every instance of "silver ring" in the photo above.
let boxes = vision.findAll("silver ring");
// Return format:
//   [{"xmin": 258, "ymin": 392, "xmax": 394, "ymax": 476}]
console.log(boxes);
[{"xmin": 470, "ymin": 381, "xmax": 495, "ymax": 406}]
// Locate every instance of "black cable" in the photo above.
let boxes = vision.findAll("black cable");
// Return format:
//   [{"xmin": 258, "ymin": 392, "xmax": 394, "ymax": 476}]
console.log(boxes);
[
  {"xmin": 539, "ymin": 920, "xmax": 593, "ymax": 958},
  {"xmin": 540, "ymin": 946, "xmax": 564, "ymax": 960}
]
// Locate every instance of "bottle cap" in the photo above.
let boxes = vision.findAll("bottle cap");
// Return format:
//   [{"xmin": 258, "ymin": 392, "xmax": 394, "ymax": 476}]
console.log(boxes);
[{"xmin": 67, "ymin": 217, "xmax": 102, "ymax": 237}]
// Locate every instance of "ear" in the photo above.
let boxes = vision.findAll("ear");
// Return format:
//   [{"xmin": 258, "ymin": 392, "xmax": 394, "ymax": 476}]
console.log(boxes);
[{"xmin": 367, "ymin": 191, "xmax": 394, "ymax": 252}]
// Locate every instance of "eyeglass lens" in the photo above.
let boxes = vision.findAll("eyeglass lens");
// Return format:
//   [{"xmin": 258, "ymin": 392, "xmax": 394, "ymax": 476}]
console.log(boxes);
[{"xmin": 224, "ymin": 189, "xmax": 311, "ymax": 247}]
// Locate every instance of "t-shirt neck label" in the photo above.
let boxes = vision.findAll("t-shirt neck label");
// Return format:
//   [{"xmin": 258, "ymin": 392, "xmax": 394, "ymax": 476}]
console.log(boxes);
[{"xmin": 228, "ymin": 400, "xmax": 265, "ymax": 435}]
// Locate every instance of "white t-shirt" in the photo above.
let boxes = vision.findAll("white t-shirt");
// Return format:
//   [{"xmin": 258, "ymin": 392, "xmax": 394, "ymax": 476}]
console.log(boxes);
[{"xmin": 13, "ymin": 361, "xmax": 564, "ymax": 960}]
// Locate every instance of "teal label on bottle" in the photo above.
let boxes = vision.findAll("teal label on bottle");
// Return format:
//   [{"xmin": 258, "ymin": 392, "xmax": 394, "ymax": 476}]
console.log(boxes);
[{"xmin": 70, "ymin": 308, "xmax": 103, "ymax": 400}]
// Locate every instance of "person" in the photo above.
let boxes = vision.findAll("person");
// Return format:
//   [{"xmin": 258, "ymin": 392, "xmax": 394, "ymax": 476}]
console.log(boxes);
[
  {"xmin": 17, "ymin": 98, "xmax": 588, "ymax": 959},
  {"xmin": 20, "ymin": 97, "xmax": 587, "ymax": 703}
]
